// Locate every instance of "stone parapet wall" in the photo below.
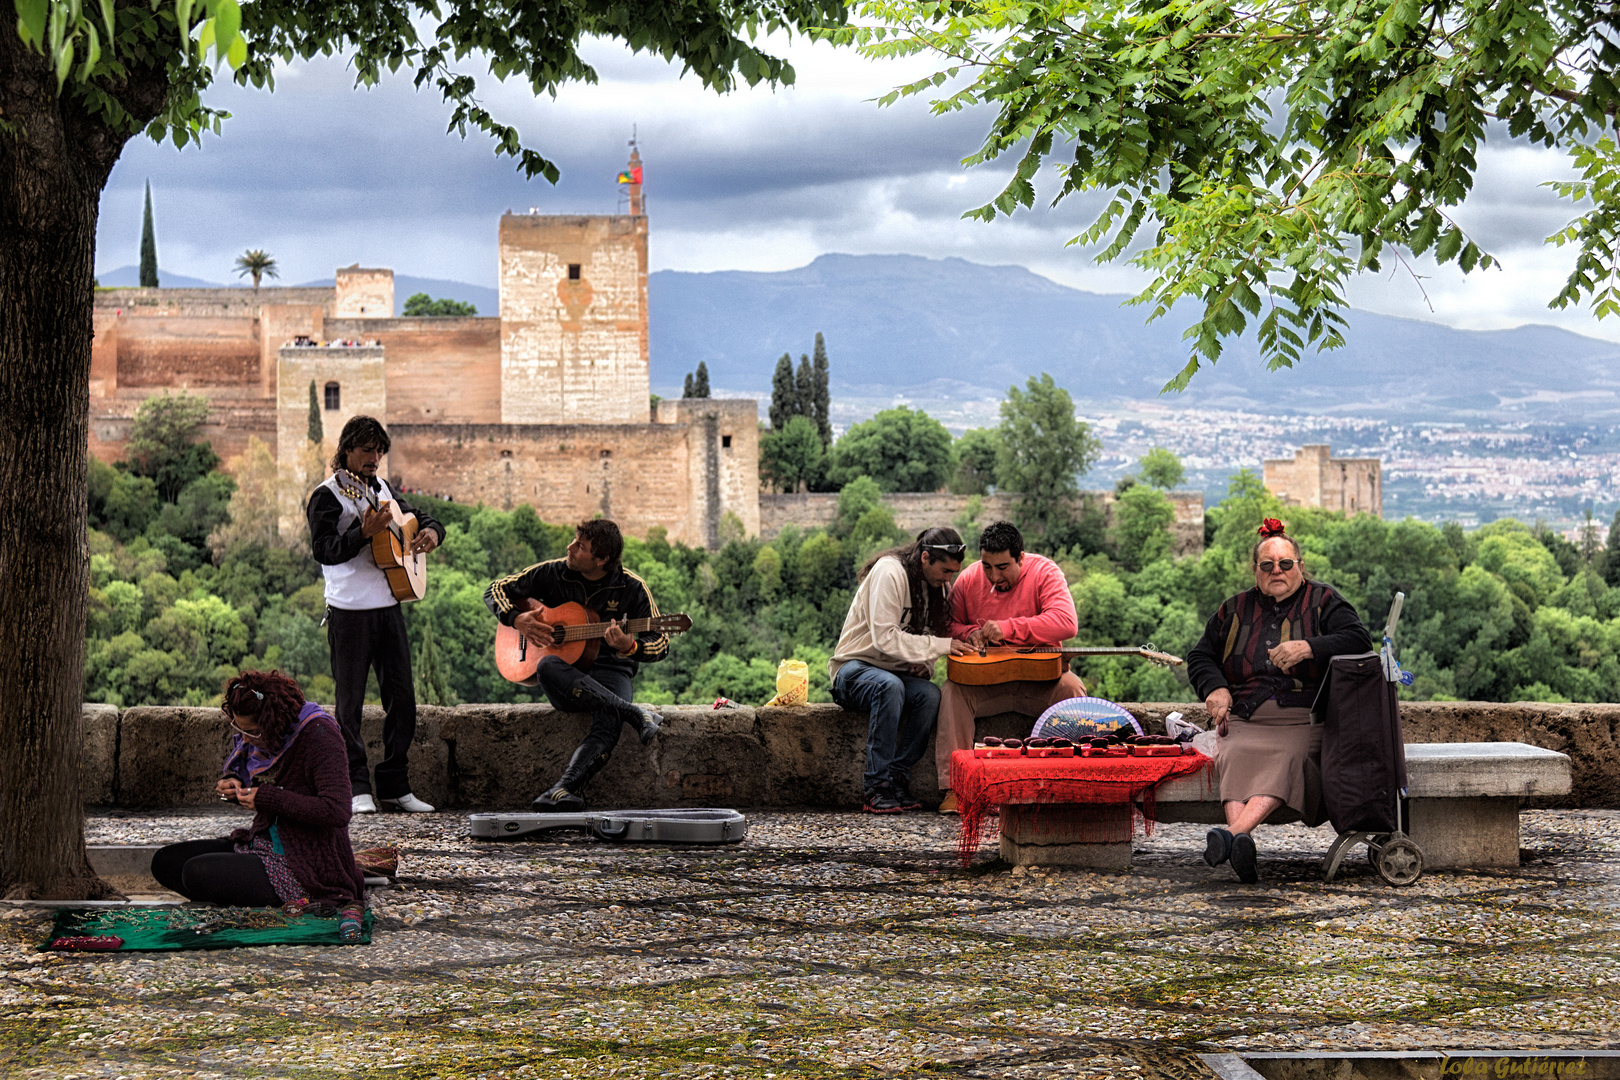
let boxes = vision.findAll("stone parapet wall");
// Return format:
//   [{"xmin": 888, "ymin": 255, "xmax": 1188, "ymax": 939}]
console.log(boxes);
[
  {"xmin": 82, "ymin": 700, "xmax": 1618, "ymax": 810},
  {"xmin": 94, "ymin": 287, "xmax": 337, "ymax": 318},
  {"xmin": 760, "ymin": 490, "xmax": 1206, "ymax": 556}
]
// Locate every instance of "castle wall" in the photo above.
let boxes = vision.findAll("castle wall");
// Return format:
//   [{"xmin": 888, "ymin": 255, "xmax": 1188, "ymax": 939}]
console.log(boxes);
[
  {"xmin": 277, "ymin": 345, "xmax": 387, "ymax": 474},
  {"xmin": 94, "ymin": 287, "xmax": 335, "ymax": 318},
  {"xmin": 1264, "ymin": 444, "xmax": 1383, "ymax": 518},
  {"xmin": 759, "ymin": 490, "xmax": 1206, "ymax": 556},
  {"xmin": 656, "ymin": 399, "xmax": 762, "ymax": 544},
  {"xmin": 498, "ymin": 214, "xmax": 650, "ymax": 425},
  {"xmin": 385, "ymin": 423, "xmax": 695, "ymax": 543},
  {"xmin": 325, "ymin": 317, "xmax": 502, "ymax": 425}
]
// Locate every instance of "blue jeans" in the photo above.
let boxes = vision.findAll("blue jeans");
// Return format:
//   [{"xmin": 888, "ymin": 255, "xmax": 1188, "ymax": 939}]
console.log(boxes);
[{"xmin": 832, "ymin": 660, "xmax": 941, "ymax": 796}]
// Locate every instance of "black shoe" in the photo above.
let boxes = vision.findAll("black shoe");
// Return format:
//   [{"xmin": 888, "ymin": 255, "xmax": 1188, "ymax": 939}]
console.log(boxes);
[
  {"xmin": 636, "ymin": 709, "xmax": 663, "ymax": 746},
  {"xmin": 1204, "ymin": 827, "xmax": 1234, "ymax": 867},
  {"xmin": 533, "ymin": 784, "xmax": 586, "ymax": 813},
  {"xmin": 863, "ymin": 790, "xmax": 905, "ymax": 814},
  {"xmin": 890, "ymin": 789, "xmax": 922, "ymax": 811},
  {"xmin": 1230, "ymin": 832, "xmax": 1259, "ymax": 884}
]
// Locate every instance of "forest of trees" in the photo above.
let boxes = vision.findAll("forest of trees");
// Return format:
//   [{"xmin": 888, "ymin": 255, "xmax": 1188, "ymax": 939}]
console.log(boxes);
[{"xmin": 83, "ymin": 392, "xmax": 1619, "ymax": 711}]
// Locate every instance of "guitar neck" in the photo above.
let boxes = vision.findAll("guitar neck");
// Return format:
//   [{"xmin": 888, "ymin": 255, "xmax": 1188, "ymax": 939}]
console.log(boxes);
[{"xmin": 559, "ymin": 619, "xmax": 664, "ymax": 642}]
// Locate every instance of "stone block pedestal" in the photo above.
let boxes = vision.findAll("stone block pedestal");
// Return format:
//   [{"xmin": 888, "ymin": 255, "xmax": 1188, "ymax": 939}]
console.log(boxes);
[
  {"xmin": 1406, "ymin": 796, "xmax": 1521, "ymax": 868},
  {"xmin": 998, "ymin": 804, "xmax": 1134, "ymax": 868}
]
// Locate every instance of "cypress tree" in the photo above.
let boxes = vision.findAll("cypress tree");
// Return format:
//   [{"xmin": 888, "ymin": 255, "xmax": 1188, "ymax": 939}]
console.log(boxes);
[
  {"xmin": 683, "ymin": 372, "xmax": 694, "ymax": 399},
  {"xmin": 1607, "ymin": 508, "xmax": 1620, "ymax": 587},
  {"xmin": 693, "ymin": 361, "xmax": 711, "ymax": 398},
  {"xmin": 139, "ymin": 181, "xmax": 159, "ymax": 288},
  {"xmin": 307, "ymin": 381, "xmax": 323, "ymax": 444},
  {"xmin": 812, "ymin": 332, "xmax": 831, "ymax": 446},
  {"xmin": 769, "ymin": 353, "xmax": 797, "ymax": 430},
  {"xmin": 795, "ymin": 354, "xmax": 813, "ymax": 422}
]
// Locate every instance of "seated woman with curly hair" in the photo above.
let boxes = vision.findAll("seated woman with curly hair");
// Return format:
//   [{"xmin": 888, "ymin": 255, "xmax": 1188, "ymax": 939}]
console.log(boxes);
[
  {"xmin": 1186, "ymin": 519, "xmax": 1373, "ymax": 885},
  {"xmin": 152, "ymin": 671, "xmax": 366, "ymax": 933}
]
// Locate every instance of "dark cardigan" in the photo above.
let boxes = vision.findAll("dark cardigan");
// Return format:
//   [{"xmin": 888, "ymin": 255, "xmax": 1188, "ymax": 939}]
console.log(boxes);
[{"xmin": 228, "ymin": 715, "xmax": 366, "ymax": 906}]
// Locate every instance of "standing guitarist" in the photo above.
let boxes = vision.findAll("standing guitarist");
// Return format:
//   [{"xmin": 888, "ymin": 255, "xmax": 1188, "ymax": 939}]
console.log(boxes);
[
  {"xmin": 484, "ymin": 519, "xmax": 668, "ymax": 811},
  {"xmin": 934, "ymin": 521, "xmax": 1085, "ymax": 814},
  {"xmin": 307, "ymin": 415, "xmax": 442, "ymax": 815}
]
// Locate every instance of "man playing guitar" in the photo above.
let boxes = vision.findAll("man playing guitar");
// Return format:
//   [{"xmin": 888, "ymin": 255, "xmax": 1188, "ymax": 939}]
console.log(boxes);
[
  {"xmin": 307, "ymin": 416, "xmax": 442, "ymax": 815},
  {"xmin": 934, "ymin": 521, "xmax": 1085, "ymax": 814},
  {"xmin": 483, "ymin": 519, "xmax": 668, "ymax": 811}
]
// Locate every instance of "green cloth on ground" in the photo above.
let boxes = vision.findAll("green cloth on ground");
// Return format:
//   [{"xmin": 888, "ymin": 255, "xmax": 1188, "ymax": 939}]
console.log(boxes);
[{"xmin": 40, "ymin": 906, "xmax": 374, "ymax": 951}]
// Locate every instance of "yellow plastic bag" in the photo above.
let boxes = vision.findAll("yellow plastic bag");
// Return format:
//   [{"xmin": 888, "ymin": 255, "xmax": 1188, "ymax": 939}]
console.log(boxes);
[{"xmin": 762, "ymin": 659, "xmax": 810, "ymax": 707}]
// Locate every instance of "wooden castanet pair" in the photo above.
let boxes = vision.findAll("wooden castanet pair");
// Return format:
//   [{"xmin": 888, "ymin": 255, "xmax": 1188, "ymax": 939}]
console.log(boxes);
[
  {"xmin": 495, "ymin": 599, "xmax": 693, "ymax": 685},
  {"xmin": 336, "ymin": 469, "xmax": 427, "ymax": 603},
  {"xmin": 947, "ymin": 645, "xmax": 1184, "ymax": 686}
]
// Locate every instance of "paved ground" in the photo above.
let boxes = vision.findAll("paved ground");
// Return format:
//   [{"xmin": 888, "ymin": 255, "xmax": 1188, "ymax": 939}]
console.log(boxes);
[{"xmin": 2, "ymin": 806, "xmax": 1619, "ymax": 1079}]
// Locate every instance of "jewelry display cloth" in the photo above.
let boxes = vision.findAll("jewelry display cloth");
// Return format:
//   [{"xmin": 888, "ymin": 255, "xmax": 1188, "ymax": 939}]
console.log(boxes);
[
  {"xmin": 950, "ymin": 750, "xmax": 1213, "ymax": 866},
  {"xmin": 40, "ymin": 906, "xmax": 374, "ymax": 952}
]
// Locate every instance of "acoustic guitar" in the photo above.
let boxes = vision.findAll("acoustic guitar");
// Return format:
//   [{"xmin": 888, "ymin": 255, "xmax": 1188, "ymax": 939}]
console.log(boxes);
[
  {"xmin": 495, "ymin": 599, "xmax": 693, "ymax": 685},
  {"xmin": 336, "ymin": 469, "xmax": 427, "ymax": 603},
  {"xmin": 947, "ymin": 644, "xmax": 1184, "ymax": 686}
]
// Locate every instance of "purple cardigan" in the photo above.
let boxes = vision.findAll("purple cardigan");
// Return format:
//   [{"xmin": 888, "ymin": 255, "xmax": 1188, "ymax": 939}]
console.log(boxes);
[{"xmin": 228, "ymin": 709, "xmax": 366, "ymax": 906}]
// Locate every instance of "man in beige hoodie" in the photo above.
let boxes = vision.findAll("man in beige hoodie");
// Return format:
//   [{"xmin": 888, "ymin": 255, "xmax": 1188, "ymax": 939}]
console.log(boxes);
[{"xmin": 829, "ymin": 527, "xmax": 972, "ymax": 812}]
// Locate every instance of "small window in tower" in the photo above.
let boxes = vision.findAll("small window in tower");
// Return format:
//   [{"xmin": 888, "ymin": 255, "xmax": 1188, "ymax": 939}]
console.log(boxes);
[
  {"xmin": 324, "ymin": 382, "xmax": 340, "ymax": 410},
  {"xmin": 568, "ymin": 264, "xmax": 581, "ymax": 280},
  {"xmin": 722, "ymin": 435, "xmax": 732, "ymax": 449}
]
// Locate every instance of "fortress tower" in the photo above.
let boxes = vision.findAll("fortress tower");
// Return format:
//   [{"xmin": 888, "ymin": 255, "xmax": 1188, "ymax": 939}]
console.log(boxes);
[
  {"xmin": 497, "ymin": 146, "xmax": 649, "ymax": 424},
  {"xmin": 1264, "ymin": 444, "xmax": 1382, "ymax": 518}
]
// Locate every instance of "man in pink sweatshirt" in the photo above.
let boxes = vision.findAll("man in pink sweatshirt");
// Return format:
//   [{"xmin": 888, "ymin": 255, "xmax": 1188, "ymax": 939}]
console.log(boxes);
[{"xmin": 935, "ymin": 521, "xmax": 1085, "ymax": 813}]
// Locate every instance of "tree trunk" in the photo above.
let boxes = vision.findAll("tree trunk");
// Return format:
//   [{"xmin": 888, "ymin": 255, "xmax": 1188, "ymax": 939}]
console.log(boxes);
[{"xmin": 0, "ymin": 20, "xmax": 167, "ymax": 898}]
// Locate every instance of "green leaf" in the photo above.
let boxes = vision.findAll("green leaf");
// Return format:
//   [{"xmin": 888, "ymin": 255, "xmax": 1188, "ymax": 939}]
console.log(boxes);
[
  {"xmin": 15, "ymin": 0, "xmax": 47, "ymax": 49},
  {"xmin": 226, "ymin": 33, "xmax": 246, "ymax": 70},
  {"xmin": 213, "ymin": 0, "xmax": 240, "ymax": 58}
]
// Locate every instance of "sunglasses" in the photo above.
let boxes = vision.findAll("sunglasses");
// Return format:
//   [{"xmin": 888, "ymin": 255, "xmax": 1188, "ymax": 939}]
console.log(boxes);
[
  {"xmin": 1257, "ymin": 559, "xmax": 1297, "ymax": 573},
  {"xmin": 924, "ymin": 544, "xmax": 967, "ymax": 558}
]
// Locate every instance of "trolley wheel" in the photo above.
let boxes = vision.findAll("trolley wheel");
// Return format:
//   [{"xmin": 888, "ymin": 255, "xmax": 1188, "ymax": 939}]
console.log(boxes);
[{"xmin": 1373, "ymin": 837, "xmax": 1423, "ymax": 886}]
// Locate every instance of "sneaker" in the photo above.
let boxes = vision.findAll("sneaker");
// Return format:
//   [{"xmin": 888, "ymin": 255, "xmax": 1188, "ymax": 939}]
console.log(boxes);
[
  {"xmin": 351, "ymin": 794, "xmax": 378, "ymax": 815},
  {"xmin": 533, "ymin": 784, "xmax": 586, "ymax": 813},
  {"xmin": 636, "ymin": 709, "xmax": 664, "ymax": 746},
  {"xmin": 380, "ymin": 793, "xmax": 436, "ymax": 813},
  {"xmin": 937, "ymin": 791, "xmax": 959, "ymax": 815},
  {"xmin": 862, "ymin": 790, "xmax": 905, "ymax": 814},
  {"xmin": 1230, "ymin": 831, "xmax": 1260, "ymax": 884},
  {"xmin": 891, "ymin": 789, "xmax": 923, "ymax": 811},
  {"xmin": 1203, "ymin": 827, "xmax": 1233, "ymax": 867}
]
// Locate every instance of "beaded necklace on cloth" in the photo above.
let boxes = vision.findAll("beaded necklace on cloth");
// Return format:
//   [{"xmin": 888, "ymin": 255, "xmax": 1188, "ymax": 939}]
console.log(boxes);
[{"xmin": 334, "ymin": 470, "xmax": 371, "ymax": 502}]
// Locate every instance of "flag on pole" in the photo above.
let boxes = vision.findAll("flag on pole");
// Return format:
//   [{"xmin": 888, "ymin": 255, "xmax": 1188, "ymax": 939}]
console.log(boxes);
[{"xmin": 616, "ymin": 166, "xmax": 643, "ymax": 184}]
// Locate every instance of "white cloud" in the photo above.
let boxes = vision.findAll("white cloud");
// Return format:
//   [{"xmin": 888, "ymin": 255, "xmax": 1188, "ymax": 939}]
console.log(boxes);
[{"xmin": 95, "ymin": 32, "xmax": 1620, "ymax": 344}]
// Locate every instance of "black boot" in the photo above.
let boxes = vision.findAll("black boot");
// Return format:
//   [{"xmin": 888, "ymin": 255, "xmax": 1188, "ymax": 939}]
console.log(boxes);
[
  {"xmin": 533, "ymin": 736, "xmax": 613, "ymax": 812},
  {"xmin": 633, "ymin": 707, "xmax": 663, "ymax": 746}
]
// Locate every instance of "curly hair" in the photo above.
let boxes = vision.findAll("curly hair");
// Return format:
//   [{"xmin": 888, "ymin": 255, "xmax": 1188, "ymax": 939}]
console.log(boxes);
[
  {"xmin": 575, "ymin": 519, "xmax": 624, "ymax": 574},
  {"xmin": 330, "ymin": 415, "xmax": 391, "ymax": 471},
  {"xmin": 221, "ymin": 670, "xmax": 306, "ymax": 747}
]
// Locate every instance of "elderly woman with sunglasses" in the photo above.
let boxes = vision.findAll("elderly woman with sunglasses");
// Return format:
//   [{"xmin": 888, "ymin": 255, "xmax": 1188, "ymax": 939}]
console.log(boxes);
[
  {"xmin": 1185, "ymin": 519, "xmax": 1372, "ymax": 884},
  {"xmin": 152, "ymin": 671, "xmax": 366, "ymax": 928}
]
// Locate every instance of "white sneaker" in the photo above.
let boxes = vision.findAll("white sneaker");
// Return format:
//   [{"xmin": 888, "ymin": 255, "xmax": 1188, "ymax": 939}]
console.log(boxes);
[
  {"xmin": 380, "ymin": 793, "xmax": 436, "ymax": 813},
  {"xmin": 352, "ymin": 794, "xmax": 378, "ymax": 814}
]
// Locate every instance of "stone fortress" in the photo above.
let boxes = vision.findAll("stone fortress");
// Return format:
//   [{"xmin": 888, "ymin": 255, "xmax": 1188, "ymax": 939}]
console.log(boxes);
[
  {"xmin": 1263, "ymin": 444, "xmax": 1383, "ymax": 518},
  {"xmin": 90, "ymin": 147, "xmax": 760, "ymax": 548}
]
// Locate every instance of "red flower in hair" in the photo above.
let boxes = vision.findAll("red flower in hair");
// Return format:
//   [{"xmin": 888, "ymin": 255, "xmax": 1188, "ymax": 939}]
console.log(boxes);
[{"xmin": 1257, "ymin": 518, "xmax": 1286, "ymax": 538}]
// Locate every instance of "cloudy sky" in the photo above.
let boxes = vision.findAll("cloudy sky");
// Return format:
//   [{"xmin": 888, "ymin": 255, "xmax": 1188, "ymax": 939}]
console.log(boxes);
[{"xmin": 95, "ymin": 30, "xmax": 1617, "ymax": 343}]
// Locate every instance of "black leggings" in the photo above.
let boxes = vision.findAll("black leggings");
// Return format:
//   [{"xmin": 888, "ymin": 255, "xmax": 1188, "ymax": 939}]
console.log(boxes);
[{"xmin": 152, "ymin": 838, "xmax": 282, "ymax": 907}]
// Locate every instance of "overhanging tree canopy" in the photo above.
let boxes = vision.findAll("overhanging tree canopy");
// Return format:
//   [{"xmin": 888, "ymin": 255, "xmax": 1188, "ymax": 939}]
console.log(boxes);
[
  {"xmin": 1, "ymin": 0, "xmax": 847, "ymax": 899},
  {"xmin": 835, "ymin": 0, "xmax": 1620, "ymax": 387}
]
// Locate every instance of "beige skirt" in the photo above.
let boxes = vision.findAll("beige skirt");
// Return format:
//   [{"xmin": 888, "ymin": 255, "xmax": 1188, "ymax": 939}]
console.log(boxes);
[{"xmin": 1215, "ymin": 699, "xmax": 1323, "ymax": 824}]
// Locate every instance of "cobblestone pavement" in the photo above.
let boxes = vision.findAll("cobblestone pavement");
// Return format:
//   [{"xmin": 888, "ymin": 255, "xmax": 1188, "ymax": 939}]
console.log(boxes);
[{"xmin": 2, "ymin": 807, "xmax": 1618, "ymax": 1079}]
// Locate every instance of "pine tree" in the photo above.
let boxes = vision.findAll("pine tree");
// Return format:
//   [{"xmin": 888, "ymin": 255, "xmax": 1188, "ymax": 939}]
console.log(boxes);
[
  {"xmin": 812, "ymin": 332, "xmax": 831, "ymax": 446},
  {"xmin": 307, "ymin": 381, "xmax": 323, "ymax": 445},
  {"xmin": 693, "ymin": 361, "xmax": 711, "ymax": 398},
  {"xmin": 795, "ymin": 354, "xmax": 814, "ymax": 421},
  {"xmin": 683, "ymin": 372, "xmax": 694, "ymax": 399},
  {"xmin": 769, "ymin": 353, "xmax": 797, "ymax": 430},
  {"xmin": 139, "ymin": 181, "xmax": 159, "ymax": 288}
]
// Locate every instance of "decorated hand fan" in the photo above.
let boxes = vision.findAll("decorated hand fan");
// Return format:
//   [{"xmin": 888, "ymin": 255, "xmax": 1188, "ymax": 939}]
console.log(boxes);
[{"xmin": 1030, "ymin": 697, "xmax": 1144, "ymax": 743}]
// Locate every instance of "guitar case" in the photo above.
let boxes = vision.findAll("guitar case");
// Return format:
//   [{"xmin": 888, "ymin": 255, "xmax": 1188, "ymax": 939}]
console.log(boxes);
[{"xmin": 469, "ymin": 808, "xmax": 747, "ymax": 844}]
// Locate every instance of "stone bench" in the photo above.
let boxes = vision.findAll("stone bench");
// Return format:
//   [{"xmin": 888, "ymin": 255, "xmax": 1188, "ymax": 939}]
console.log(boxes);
[{"xmin": 995, "ymin": 742, "xmax": 1573, "ymax": 871}]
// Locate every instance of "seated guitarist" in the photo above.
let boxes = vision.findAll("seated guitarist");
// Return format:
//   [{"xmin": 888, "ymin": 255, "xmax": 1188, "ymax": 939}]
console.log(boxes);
[
  {"xmin": 483, "ymin": 520, "xmax": 667, "ymax": 812},
  {"xmin": 935, "ymin": 521, "xmax": 1085, "ymax": 814}
]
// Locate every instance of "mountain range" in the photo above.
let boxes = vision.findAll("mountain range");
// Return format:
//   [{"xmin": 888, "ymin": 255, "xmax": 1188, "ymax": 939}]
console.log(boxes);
[{"xmin": 98, "ymin": 254, "xmax": 1620, "ymax": 422}]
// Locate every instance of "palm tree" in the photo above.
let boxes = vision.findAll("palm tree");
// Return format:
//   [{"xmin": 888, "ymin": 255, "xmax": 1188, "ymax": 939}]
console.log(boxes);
[{"xmin": 234, "ymin": 249, "xmax": 279, "ymax": 289}]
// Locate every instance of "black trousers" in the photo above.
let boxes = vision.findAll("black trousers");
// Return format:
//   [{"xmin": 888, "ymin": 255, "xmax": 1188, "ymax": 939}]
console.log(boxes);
[
  {"xmin": 535, "ymin": 657, "xmax": 636, "ymax": 769},
  {"xmin": 327, "ymin": 605, "xmax": 417, "ymax": 799},
  {"xmin": 152, "ymin": 838, "xmax": 281, "ymax": 907}
]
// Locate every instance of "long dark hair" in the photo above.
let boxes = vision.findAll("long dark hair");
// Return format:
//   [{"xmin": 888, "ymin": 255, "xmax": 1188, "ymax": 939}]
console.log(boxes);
[
  {"xmin": 221, "ymin": 670, "xmax": 306, "ymax": 747},
  {"xmin": 859, "ymin": 526, "xmax": 962, "ymax": 636},
  {"xmin": 331, "ymin": 415, "xmax": 391, "ymax": 472}
]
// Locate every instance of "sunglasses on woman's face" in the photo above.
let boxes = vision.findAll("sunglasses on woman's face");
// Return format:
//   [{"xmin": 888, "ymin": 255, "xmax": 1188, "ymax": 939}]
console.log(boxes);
[{"xmin": 1258, "ymin": 559, "xmax": 1297, "ymax": 573}]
